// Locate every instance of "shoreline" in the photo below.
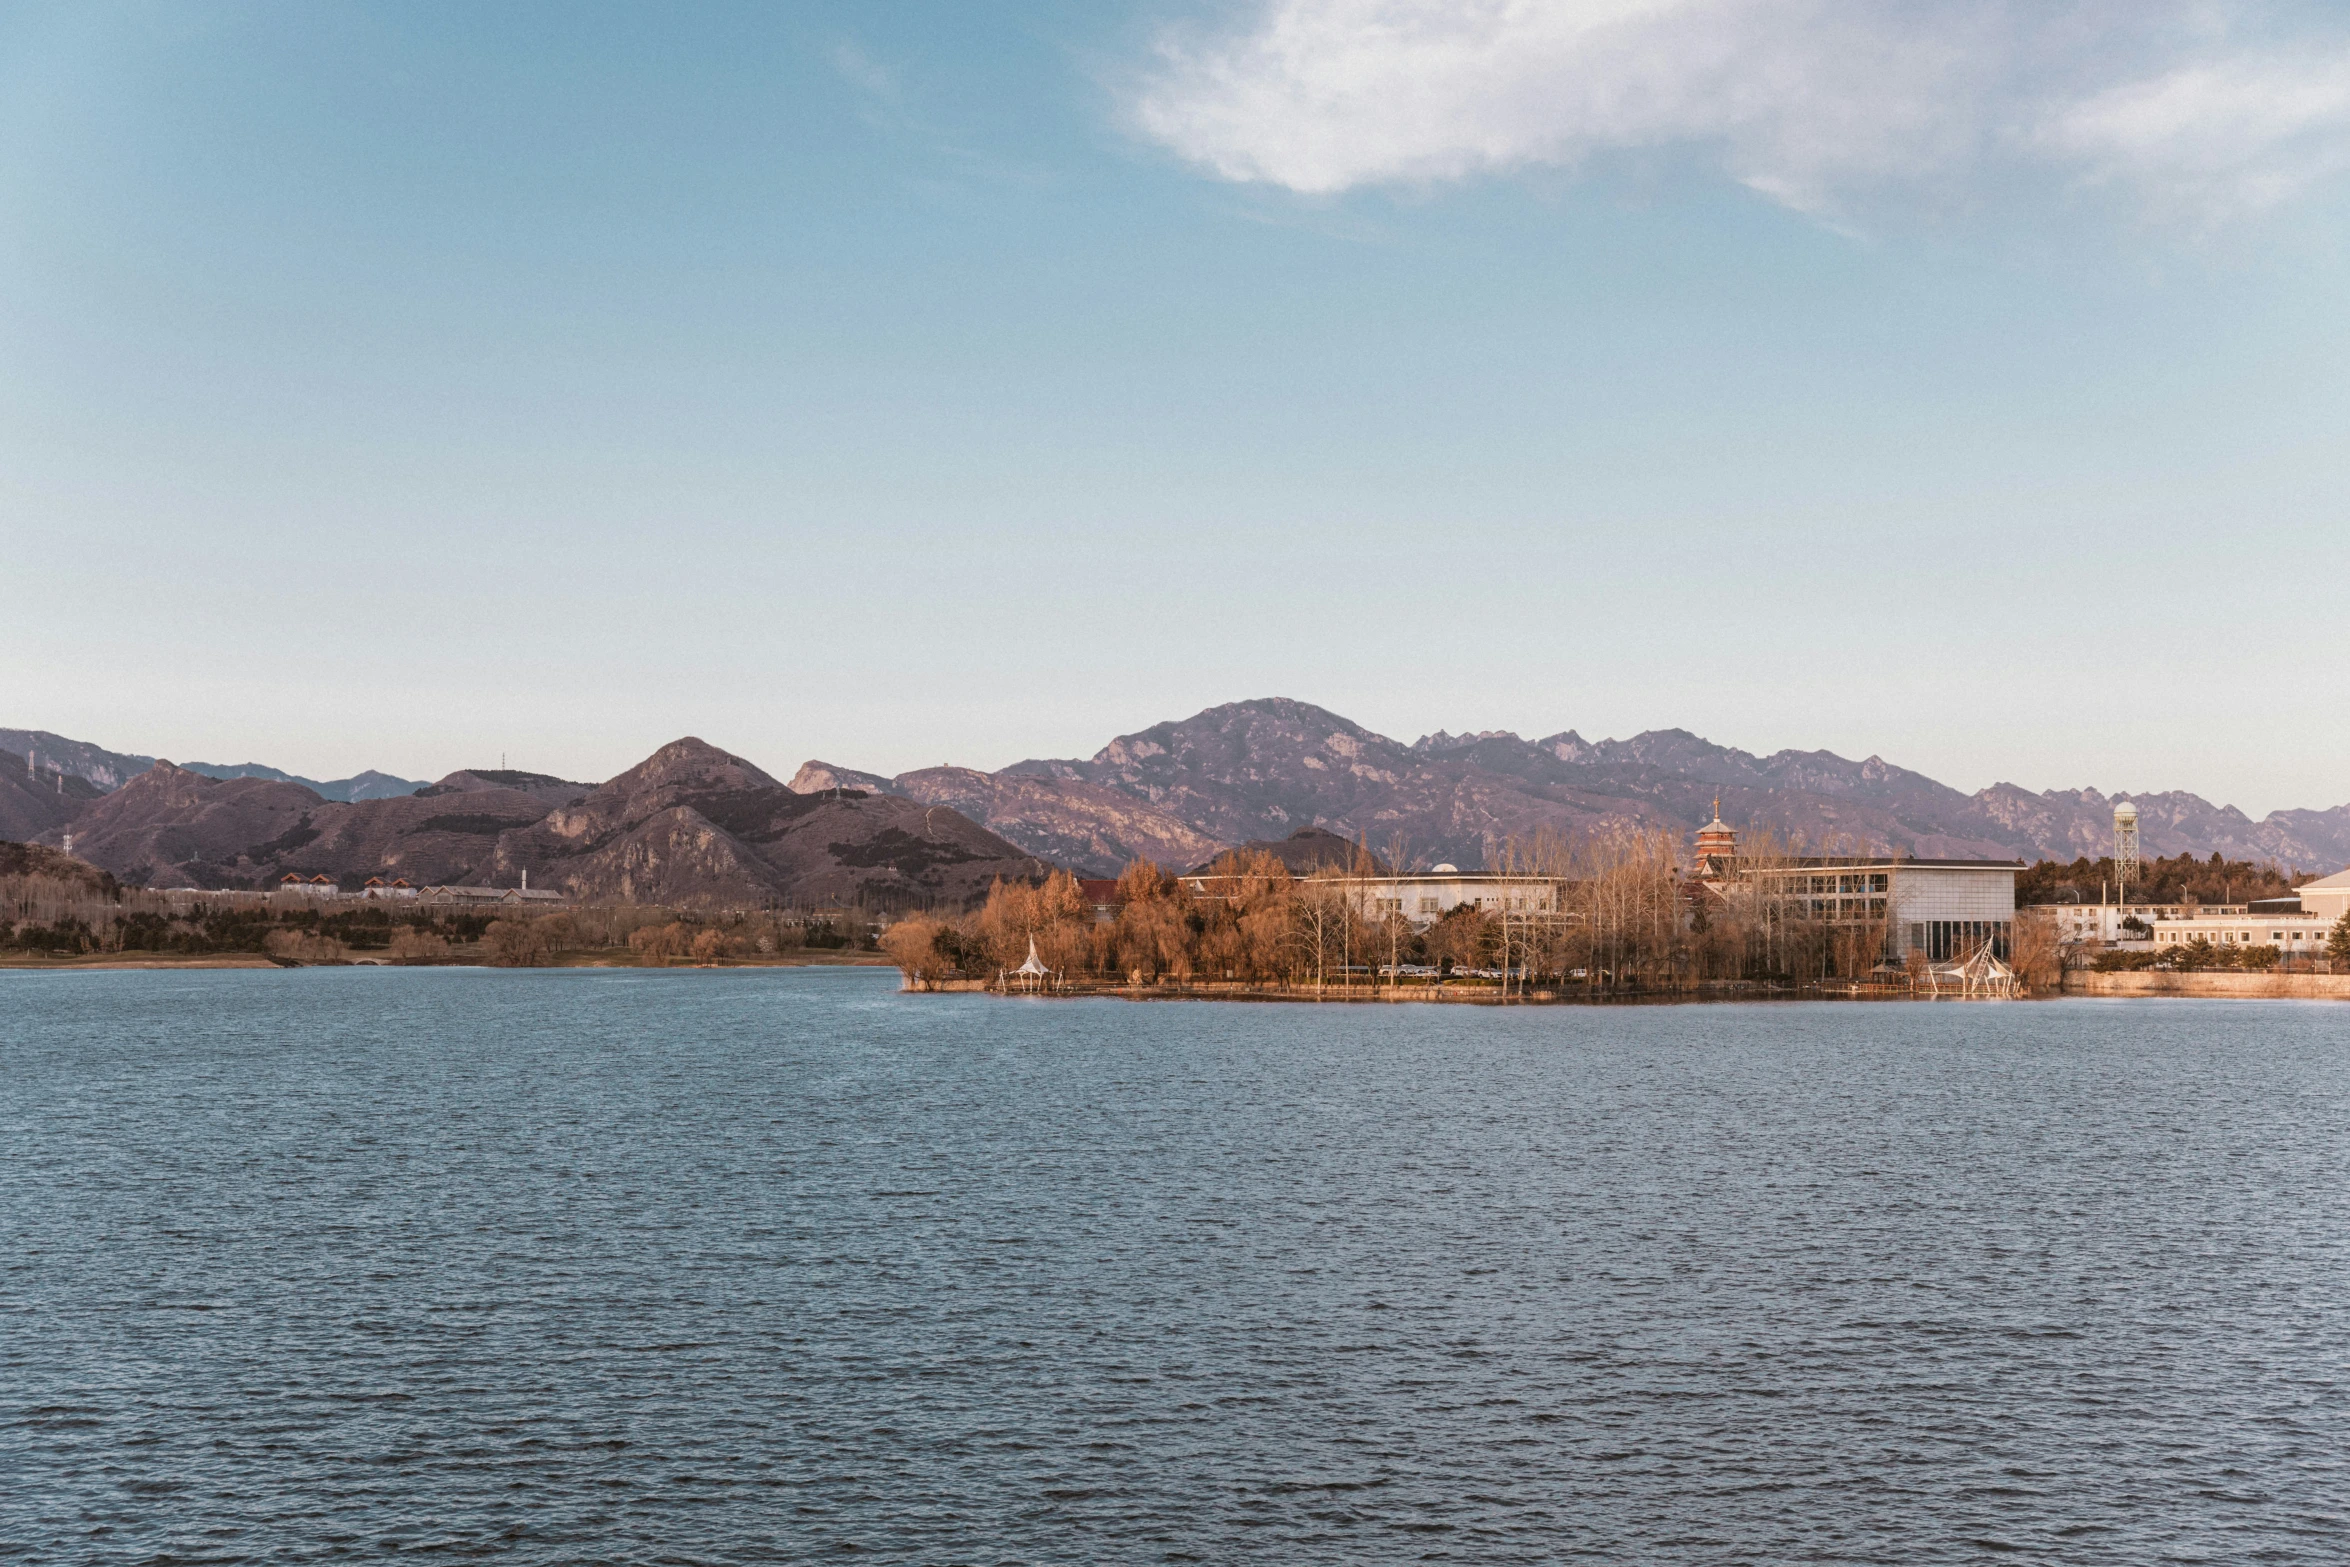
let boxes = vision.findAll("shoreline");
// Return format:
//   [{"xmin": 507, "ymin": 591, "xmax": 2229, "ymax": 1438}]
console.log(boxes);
[
  {"xmin": 903, "ymin": 978, "xmax": 2014, "ymax": 1004},
  {"xmin": 0, "ymin": 951, "xmax": 899, "ymax": 973},
  {"xmin": 904, "ymin": 971, "xmax": 2350, "ymax": 1003}
]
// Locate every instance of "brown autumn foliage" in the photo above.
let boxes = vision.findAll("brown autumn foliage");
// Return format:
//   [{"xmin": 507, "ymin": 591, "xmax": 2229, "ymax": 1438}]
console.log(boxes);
[
  {"xmin": 976, "ymin": 868, "xmax": 1092, "ymax": 974},
  {"xmin": 264, "ymin": 928, "xmax": 349, "ymax": 963},
  {"xmin": 1110, "ymin": 860, "xmax": 1195, "ymax": 982},
  {"xmin": 2010, "ymin": 909, "xmax": 2062, "ymax": 993},
  {"xmin": 879, "ymin": 914, "xmax": 958, "ymax": 981},
  {"xmin": 483, "ymin": 918, "xmax": 555, "ymax": 967},
  {"xmin": 389, "ymin": 927, "xmax": 453, "ymax": 963},
  {"xmin": 629, "ymin": 921, "xmax": 692, "ymax": 961}
]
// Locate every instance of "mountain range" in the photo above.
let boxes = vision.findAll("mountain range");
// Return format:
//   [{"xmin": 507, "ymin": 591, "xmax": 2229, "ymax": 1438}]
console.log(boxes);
[
  {"xmin": 13, "ymin": 699, "xmax": 2350, "ymax": 900},
  {"xmin": 799, "ymin": 698, "xmax": 2350, "ymax": 879},
  {"xmin": 16, "ymin": 737, "xmax": 1050, "ymax": 909}
]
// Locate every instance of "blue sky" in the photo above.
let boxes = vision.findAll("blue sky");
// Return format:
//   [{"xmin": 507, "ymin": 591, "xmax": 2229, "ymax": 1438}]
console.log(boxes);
[{"xmin": 5, "ymin": 1, "xmax": 2350, "ymax": 812}]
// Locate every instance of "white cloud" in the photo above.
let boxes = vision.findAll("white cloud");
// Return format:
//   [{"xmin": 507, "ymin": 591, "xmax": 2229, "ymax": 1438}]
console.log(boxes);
[
  {"xmin": 2040, "ymin": 48, "xmax": 2350, "ymax": 215},
  {"xmin": 1130, "ymin": 0, "xmax": 2350, "ymax": 219}
]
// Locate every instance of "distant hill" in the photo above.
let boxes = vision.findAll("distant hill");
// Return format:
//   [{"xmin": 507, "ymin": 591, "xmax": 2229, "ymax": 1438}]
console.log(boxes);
[
  {"xmin": 0, "ymin": 731, "xmax": 155, "ymax": 791},
  {"xmin": 0, "ymin": 749, "xmax": 107, "ymax": 841},
  {"xmin": 0, "ymin": 839, "xmax": 116, "ymax": 895},
  {"xmin": 0, "ymin": 728, "xmax": 425, "ymax": 801},
  {"xmin": 489, "ymin": 740, "xmax": 1052, "ymax": 908},
  {"xmin": 53, "ymin": 763, "xmax": 530, "ymax": 891},
  {"xmin": 416, "ymin": 769, "xmax": 591, "ymax": 806},
  {"xmin": 789, "ymin": 760, "xmax": 1218, "ymax": 879},
  {"xmin": 1190, "ymin": 827, "xmax": 1389, "ymax": 877},
  {"xmin": 182, "ymin": 762, "xmax": 429, "ymax": 801},
  {"xmin": 48, "ymin": 739, "xmax": 1046, "ymax": 908}
]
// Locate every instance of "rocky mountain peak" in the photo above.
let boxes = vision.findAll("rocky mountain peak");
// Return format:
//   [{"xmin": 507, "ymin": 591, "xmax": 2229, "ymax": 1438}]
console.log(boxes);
[
  {"xmin": 421, "ymin": 768, "xmax": 590, "ymax": 806},
  {"xmin": 1088, "ymin": 698, "xmax": 1402, "ymax": 773},
  {"xmin": 1412, "ymin": 729, "xmax": 1522, "ymax": 754},
  {"xmin": 789, "ymin": 761, "xmax": 899, "ymax": 795},
  {"xmin": 607, "ymin": 737, "xmax": 781, "ymax": 796}
]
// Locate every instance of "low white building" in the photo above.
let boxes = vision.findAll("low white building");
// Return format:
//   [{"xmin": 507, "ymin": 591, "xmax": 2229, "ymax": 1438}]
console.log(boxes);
[
  {"xmin": 2027, "ymin": 901, "xmax": 2241, "ymax": 947},
  {"xmin": 416, "ymin": 885, "xmax": 569, "ymax": 908},
  {"xmin": 1180, "ymin": 866, "xmax": 1563, "ymax": 930},
  {"xmin": 2150, "ymin": 911, "xmax": 2335, "ymax": 955}
]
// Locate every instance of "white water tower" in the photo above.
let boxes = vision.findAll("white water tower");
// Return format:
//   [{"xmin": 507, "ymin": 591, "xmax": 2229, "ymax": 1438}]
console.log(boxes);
[{"xmin": 2113, "ymin": 801, "xmax": 2140, "ymax": 905}]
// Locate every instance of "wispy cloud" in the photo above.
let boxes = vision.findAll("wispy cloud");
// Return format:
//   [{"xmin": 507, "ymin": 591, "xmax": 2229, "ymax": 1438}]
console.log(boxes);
[
  {"xmin": 830, "ymin": 39, "xmax": 902, "ymax": 108},
  {"xmin": 1129, "ymin": 1, "xmax": 2350, "ymax": 221},
  {"xmin": 2039, "ymin": 47, "xmax": 2350, "ymax": 217}
]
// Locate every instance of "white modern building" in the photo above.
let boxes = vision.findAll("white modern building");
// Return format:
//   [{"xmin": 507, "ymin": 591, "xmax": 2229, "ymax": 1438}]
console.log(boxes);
[
  {"xmin": 1686, "ymin": 807, "xmax": 2020, "ymax": 961},
  {"xmin": 1728, "ymin": 858, "xmax": 2023, "ymax": 962}
]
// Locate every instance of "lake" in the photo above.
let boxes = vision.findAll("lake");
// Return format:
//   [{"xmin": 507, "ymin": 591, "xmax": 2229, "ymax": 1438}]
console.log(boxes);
[{"xmin": 4, "ymin": 968, "xmax": 2347, "ymax": 1562}]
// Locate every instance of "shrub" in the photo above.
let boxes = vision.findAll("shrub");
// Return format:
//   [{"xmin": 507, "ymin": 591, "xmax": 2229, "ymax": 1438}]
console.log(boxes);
[
  {"xmin": 389, "ymin": 928, "xmax": 453, "ymax": 964},
  {"xmin": 881, "ymin": 915, "xmax": 957, "ymax": 980},
  {"xmin": 482, "ymin": 919, "xmax": 555, "ymax": 968},
  {"xmin": 264, "ymin": 929, "xmax": 348, "ymax": 963},
  {"xmin": 629, "ymin": 921, "xmax": 691, "ymax": 961}
]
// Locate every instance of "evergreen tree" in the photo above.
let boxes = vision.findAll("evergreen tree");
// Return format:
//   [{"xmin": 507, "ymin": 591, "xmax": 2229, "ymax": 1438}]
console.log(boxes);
[{"xmin": 2328, "ymin": 912, "xmax": 2350, "ymax": 965}]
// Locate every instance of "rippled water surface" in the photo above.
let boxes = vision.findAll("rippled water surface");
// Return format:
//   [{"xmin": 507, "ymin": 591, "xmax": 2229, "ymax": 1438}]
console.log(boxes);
[{"xmin": 5, "ymin": 969, "xmax": 2350, "ymax": 1563}]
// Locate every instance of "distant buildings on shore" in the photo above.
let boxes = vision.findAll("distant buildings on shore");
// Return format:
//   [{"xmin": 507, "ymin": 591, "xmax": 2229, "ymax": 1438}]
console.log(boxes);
[
  {"xmin": 1176, "ymin": 865, "xmax": 1561, "ymax": 927},
  {"xmin": 1152, "ymin": 807, "xmax": 2026, "ymax": 964},
  {"xmin": 1680, "ymin": 806, "xmax": 2022, "ymax": 962},
  {"xmin": 2021, "ymin": 806, "xmax": 2348, "ymax": 965},
  {"xmin": 198, "ymin": 873, "xmax": 570, "ymax": 908}
]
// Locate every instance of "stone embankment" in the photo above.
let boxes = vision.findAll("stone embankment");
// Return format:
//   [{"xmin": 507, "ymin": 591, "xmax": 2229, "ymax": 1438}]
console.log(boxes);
[{"xmin": 2060, "ymin": 970, "xmax": 2350, "ymax": 1000}]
